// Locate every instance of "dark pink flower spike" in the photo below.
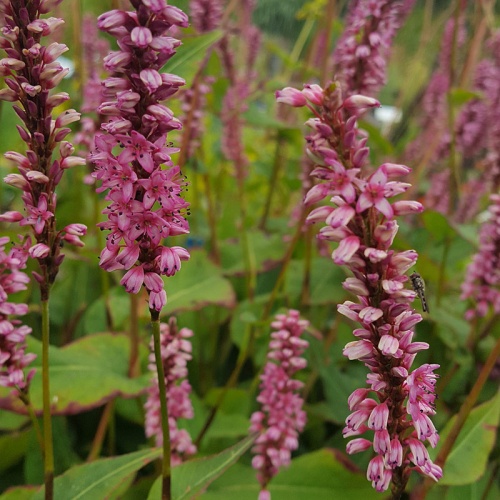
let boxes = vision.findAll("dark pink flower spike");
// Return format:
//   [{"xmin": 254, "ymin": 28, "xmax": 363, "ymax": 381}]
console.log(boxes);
[
  {"xmin": 250, "ymin": 310, "xmax": 309, "ymax": 496},
  {"xmin": 278, "ymin": 82, "xmax": 441, "ymax": 494},
  {"xmin": 144, "ymin": 319, "xmax": 196, "ymax": 463}
]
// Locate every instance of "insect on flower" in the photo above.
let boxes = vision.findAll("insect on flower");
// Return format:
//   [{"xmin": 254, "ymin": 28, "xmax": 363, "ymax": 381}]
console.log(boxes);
[{"xmin": 410, "ymin": 272, "xmax": 429, "ymax": 313}]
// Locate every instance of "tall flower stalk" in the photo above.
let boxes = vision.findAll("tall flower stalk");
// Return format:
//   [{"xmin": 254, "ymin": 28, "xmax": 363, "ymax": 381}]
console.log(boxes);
[
  {"xmin": 144, "ymin": 319, "xmax": 196, "ymax": 464},
  {"xmin": 332, "ymin": 0, "xmax": 416, "ymax": 97},
  {"xmin": 91, "ymin": 2, "xmax": 190, "ymax": 498},
  {"xmin": 250, "ymin": 310, "xmax": 309, "ymax": 500},
  {"xmin": 0, "ymin": 1, "xmax": 87, "ymax": 497},
  {"xmin": 276, "ymin": 82, "xmax": 442, "ymax": 497}
]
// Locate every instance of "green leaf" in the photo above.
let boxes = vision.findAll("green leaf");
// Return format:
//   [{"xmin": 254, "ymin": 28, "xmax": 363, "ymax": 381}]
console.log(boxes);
[
  {"xmin": 220, "ymin": 230, "xmax": 285, "ymax": 276},
  {"xmin": 422, "ymin": 211, "xmax": 457, "ymax": 243},
  {"xmin": 148, "ymin": 433, "xmax": 257, "ymax": 500},
  {"xmin": 431, "ymin": 391, "xmax": 500, "ymax": 485},
  {"xmin": 0, "ymin": 334, "xmax": 150, "ymax": 415},
  {"xmin": 0, "ymin": 487, "xmax": 37, "ymax": 500},
  {"xmin": 284, "ymin": 258, "xmax": 346, "ymax": 306},
  {"xmin": 448, "ymin": 88, "xmax": 482, "ymax": 107},
  {"xmin": 162, "ymin": 31, "xmax": 224, "ymax": 82},
  {"xmin": 31, "ymin": 448, "xmax": 161, "ymax": 500},
  {"xmin": 0, "ymin": 429, "xmax": 30, "ymax": 473},
  {"xmin": 163, "ymin": 250, "xmax": 236, "ymax": 314},
  {"xmin": 205, "ymin": 449, "xmax": 380, "ymax": 499}
]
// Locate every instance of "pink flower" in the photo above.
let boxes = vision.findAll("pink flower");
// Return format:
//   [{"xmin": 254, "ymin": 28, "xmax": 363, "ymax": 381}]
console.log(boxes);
[
  {"xmin": 19, "ymin": 194, "xmax": 54, "ymax": 234},
  {"xmin": 355, "ymin": 166, "xmax": 394, "ymax": 219}
]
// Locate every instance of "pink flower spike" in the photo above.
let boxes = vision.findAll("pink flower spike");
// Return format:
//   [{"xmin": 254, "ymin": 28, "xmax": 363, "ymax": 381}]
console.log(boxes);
[
  {"xmin": 120, "ymin": 265, "xmax": 145, "ymax": 294},
  {"xmin": 276, "ymin": 87, "xmax": 308, "ymax": 107},
  {"xmin": 332, "ymin": 235, "xmax": 360, "ymax": 264}
]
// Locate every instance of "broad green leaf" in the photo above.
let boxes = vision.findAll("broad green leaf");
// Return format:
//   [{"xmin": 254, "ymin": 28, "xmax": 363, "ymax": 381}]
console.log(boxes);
[
  {"xmin": 284, "ymin": 258, "xmax": 346, "ymax": 306},
  {"xmin": 31, "ymin": 448, "xmax": 161, "ymax": 500},
  {"xmin": 422, "ymin": 211, "xmax": 457, "ymax": 243},
  {"xmin": 358, "ymin": 119, "xmax": 394, "ymax": 155},
  {"xmin": 0, "ymin": 487, "xmax": 37, "ymax": 500},
  {"xmin": 0, "ymin": 410, "xmax": 28, "ymax": 431},
  {"xmin": 162, "ymin": 31, "xmax": 223, "ymax": 82},
  {"xmin": 448, "ymin": 88, "xmax": 482, "ymax": 107},
  {"xmin": 0, "ymin": 429, "xmax": 30, "ymax": 472},
  {"xmin": 163, "ymin": 250, "xmax": 236, "ymax": 313},
  {"xmin": 148, "ymin": 433, "xmax": 257, "ymax": 500},
  {"xmin": 205, "ymin": 449, "xmax": 380, "ymax": 499},
  {"xmin": 219, "ymin": 230, "xmax": 285, "ymax": 276},
  {"xmin": 431, "ymin": 391, "xmax": 500, "ymax": 485},
  {"xmin": 0, "ymin": 334, "xmax": 150, "ymax": 414}
]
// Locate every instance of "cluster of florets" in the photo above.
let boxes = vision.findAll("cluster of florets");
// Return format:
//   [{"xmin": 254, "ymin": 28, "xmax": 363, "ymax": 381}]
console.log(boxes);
[
  {"xmin": 277, "ymin": 82, "xmax": 442, "ymax": 493},
  {"xmin": 90, "ymin": 1, "xmax": 191, "ymax": 311},
  {"xmin": 0, "ymin": 0, "xmax": 87, "ymax": 293},
  {"xmin": 144, "ymin": 320, "xmax": 196, "ymax": 464},
  {"xmin": 189, "ymin": 0, "xmax": 223, "ymax": 34},
  {"xmin": 250, "ymin": 310, "xmax": 309, "ymax": 500},
  {"xmin": 461, "ymin": 194, "xmax": 500, "ymax": 319},
  {"xmin": 332, "ymin": 0, "xmax": 416, "ymax": 97},
  {"xmin": 0, "ymin": 237, "xmax": 35, "ymax": 393},
  {"xmin": 180, "ymin": 76, "xmax": 215, "ymax": 159}
]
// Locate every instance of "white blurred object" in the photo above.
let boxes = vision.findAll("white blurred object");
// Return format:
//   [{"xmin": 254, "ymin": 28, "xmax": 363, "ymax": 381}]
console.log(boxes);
[
  {"xmin": 374, "ymin": 105, "xmax": 402, "ymax": 134},
  {"xmin": 58, "ymin": 56, "xmax": 75, "ymax": 78}
]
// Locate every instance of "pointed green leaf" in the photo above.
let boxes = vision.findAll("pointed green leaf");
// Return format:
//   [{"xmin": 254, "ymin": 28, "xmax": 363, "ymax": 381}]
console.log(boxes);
[
  {"xmin": 205, "ymin": 449, "xmax": 380, "ymax": 499},
  {"xmin": 0, "ymin": 334, "xmax": 150, "ymax": 415},
  {"xmin": 148, "ymin": 433, "xmax": 257, "ymax": 500},
  {"xmin": 31, "ymin": 448, "xmax": 161, "ymax": 500},
  {"xmin": 163, "ymin": 250, "xmax": 236, "ymax": 313},
  {"xmin": 162, "ymin": 31, "xmax": 223, "ymax": 82},
  {"xmin": 431, "ymin": 391, "xmax": 500, "ymax": 485}
]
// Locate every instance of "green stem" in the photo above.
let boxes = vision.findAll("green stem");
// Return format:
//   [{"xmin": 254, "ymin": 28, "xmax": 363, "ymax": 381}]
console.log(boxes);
[
  {"xmin": 128, "ymin": 293, "xmax": 140, "ymax": 378},
  {"xmin": 436, "ymin": 236, "xmax": 450, "ymax": 307},
  {"xmin": 151, "ymin": 310, "xmax": 171, "ymax": 500},
  {"xmin": 259, "ymin": 132, "xmax": 286, "ymax": 231},
  {"xmin": 41, "ymin": 299, "xmax": 54, "ymax": 500},
  {"xmin": 237, "ymin": 176, "xmax": 256, "ymax": 301},
  {"xmin": 19, "ymin": 391, "xmax": 44, "ymax": 451},
  {"xmin": 195, "ymin": 323, "xmax": 255, "ymax": 447}
]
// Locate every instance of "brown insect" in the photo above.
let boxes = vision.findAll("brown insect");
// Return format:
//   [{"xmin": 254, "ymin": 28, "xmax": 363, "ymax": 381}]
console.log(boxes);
[{"xmin": 410, "ymin": 272, "xmax": 429, "ymax": 313}]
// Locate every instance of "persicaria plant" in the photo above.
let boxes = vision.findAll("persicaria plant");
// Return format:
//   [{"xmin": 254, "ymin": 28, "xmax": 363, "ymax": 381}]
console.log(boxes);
[{"xmin": 0, "ymin": 2, "xmax": 498, "ymax": 500}]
